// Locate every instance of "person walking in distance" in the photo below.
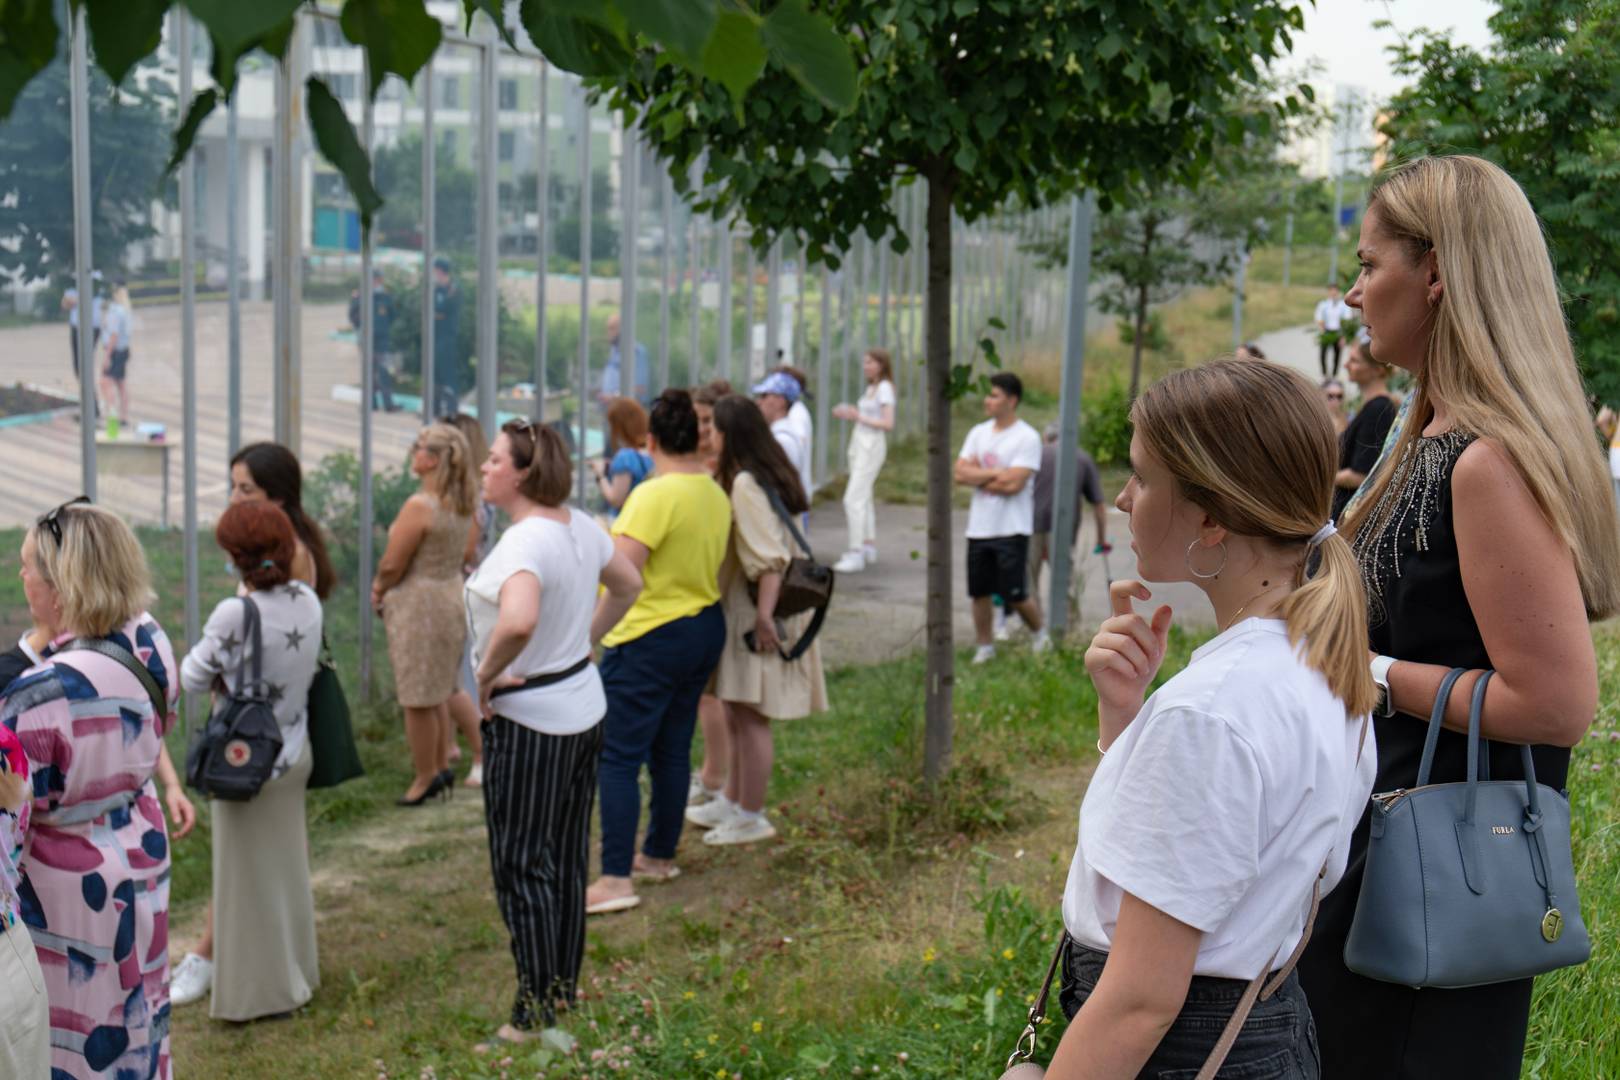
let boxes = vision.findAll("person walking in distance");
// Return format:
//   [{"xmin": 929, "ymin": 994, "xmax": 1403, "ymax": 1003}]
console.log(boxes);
[
  {"xmin": 598, "ymin": 312, "xmax": 651, "ymax": 407},
  {"xmin": 1315, "ymin": 282, "xmax": 1352, "ymax": 377},
  {"xmin": 1028, "ymin": 421, "xmax": 1109, "ymax": 622},
  {"xmin": 831, "ymin": 349, "xmax": 896, "ymax": 574},
  {"xmin": 349, "ymin": 268, "xmax": 398, "ymax": 412},
  {"xmin": 955, "ymin": 372, "xmax": 1047, "ymax": 662},
  {"xmin": 99, "ymin": 282, "xmax": 134, "ymax": 425},
  {"xmin": 61, "ymin": 270, "xmax": 102, "ymax": 408}
]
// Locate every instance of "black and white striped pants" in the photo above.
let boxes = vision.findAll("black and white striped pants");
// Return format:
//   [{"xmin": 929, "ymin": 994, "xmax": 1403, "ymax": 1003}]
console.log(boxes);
[{"xmin": 480, "ymin": 716, "xmax": 603, "ymax": 1030}]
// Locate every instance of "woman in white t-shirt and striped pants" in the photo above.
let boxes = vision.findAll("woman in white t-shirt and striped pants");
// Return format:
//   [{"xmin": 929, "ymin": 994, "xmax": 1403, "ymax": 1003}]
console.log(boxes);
[
  {"xmin": 465, "ymin": 420, "xmax": 641, "ymax": 1047},
  {"xmin": 831, "ymin": 348, "xmax": 896, "ymax": 574},
  {"xmin": 1044, "ymin": 359, "xmax": 1376, "ymax": 1078}
]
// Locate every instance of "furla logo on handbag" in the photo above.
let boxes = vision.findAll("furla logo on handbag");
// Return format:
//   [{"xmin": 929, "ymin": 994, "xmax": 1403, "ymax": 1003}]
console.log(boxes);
[{"xmin": 1492, "ymin": 825, "xmax": 1516, "ymax": 835}]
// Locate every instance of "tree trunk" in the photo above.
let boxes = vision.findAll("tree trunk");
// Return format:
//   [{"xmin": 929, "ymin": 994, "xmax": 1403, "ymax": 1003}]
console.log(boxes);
[
  {"xmin": 923, "ymin": 167, "xmax": 956, "ymax": 788},
  {"xmin": 1129, "ymin": 218, "xmax": 1156, "ymax": 401}
]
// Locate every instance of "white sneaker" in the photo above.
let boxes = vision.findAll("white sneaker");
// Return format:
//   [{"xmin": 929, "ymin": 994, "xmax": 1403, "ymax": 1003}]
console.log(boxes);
[
  {"xmin": 972, "ymin": 644, "xmax": 996, "ymax": 665},
  {"xmin": 684, "ymin": 797, "xmax": 738, "ymax": 829},
  {"xmin": 832, "ymin": 551, "xmax": 866, "ymax": 574},
  {"xmin": 1031, "ymin": 629, "xmax": 1052, "ymax": 654},
  {"xmin": 687, "ymin": 774, "xmax": 714, "ymax": 805},
  {"xmin": 862, "ymin": 544, "xmax": 878, "ymax": 566},
  {"xmin": 993, "ymin": 614, "xmax": 1012, "ymax": 642},
  {"xmin": 170, "ymin": 952, "xmax": 213, "ymax": 1007},
  {"xmin": 703, "ymin": 812, "xmax": 777, "ymax": 846}
]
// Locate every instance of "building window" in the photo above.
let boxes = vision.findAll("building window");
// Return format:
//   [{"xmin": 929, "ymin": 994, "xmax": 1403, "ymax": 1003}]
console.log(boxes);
[
  {"xmin": 499, "ymin": 131, "xmax": 515, "ymax": 162},
  {"xmin": 442, "ymin": 77, "xmax": 459, "ymax": 109},
  {"xmin": 442, "ymin": 130, "xmax": 458, "ymax": 159},
  {"xmin": 499, "ymin": 78, "xmax": 518, "ymax": 111}
]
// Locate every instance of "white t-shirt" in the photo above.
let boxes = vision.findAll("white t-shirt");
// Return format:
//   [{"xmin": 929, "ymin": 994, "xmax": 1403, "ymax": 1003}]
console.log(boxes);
[
  {"xmin": 464, "ymin": 510, "xmax": 613, "ymax": 736},
  {"xmin": 856, "ymin": 379, "xmax": 896, "ymax": 433},
  {"xmin": 1314, "ymin": 298, "xmax": 1351, "ymax": 331},
  {"xmin": 786, "ymin": 399, "xmax": 814, "ymax": 496},
  {"xmin": 958, "ymin": 417, "xmax": 1043, "ymax": 539},
  {"xmin": 772, "ymin": 416, "xmax": 808, "ymax": 486},
  {"xmin": 1062, "ymin": 619, "xmax": 1376, "ymax": 979}
]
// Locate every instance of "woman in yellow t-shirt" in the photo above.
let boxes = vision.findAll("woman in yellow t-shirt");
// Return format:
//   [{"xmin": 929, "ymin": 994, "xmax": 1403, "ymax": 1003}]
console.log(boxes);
[{"xmin": 585, "ymin": 389, "xmax": 732, "ymax": 915}]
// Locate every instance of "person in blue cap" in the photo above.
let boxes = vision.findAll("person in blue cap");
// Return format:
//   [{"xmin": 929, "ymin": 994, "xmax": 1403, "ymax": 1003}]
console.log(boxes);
[{"xmin": 751, "ymin": 371, "xmax": 806, "ymax": 488}]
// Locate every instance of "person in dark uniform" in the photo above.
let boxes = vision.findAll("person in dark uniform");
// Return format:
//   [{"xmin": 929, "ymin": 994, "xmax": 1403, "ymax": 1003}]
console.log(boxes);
[
  {"xmin": 432, "ymin": 256, "xmax": 464, "ymax": 417},
  {"xmin": 1299, "ymin": 155, "xmax": 1620, "ymax": 1079},
  {"xmin": 349, "ymin": 268, "xmax": 399, "ymax": 412}
]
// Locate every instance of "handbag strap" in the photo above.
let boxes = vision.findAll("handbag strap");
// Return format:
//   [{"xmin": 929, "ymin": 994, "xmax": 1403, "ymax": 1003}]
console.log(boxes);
[
  {"xmin": 759, "ymin": 479, "xmax": 814, "ymax": 560},
  {"xmin": 235, "ymin": 595, "xmax": 265, "ymax": 698},
  {"xmin": 1004, "ymin": 931, "xmax": 1071, "ymax": 1070},
  {"xmin": 778, "ymin": 601, "xmax": 830, "ymax": 663},
  {"xmin": 61, "ymin": 637, "xmax": 167, "ymax": 729},
  {"xmin": 1416, "ymin": 666, "xmax": 1469, "ymax": 786}
]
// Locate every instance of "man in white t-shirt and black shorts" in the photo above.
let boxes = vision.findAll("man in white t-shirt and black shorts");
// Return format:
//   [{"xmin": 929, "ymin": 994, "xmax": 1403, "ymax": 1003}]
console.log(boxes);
[{"xmin": 954, "ymin": 371, "xmax": 1048, "ymax": 663}]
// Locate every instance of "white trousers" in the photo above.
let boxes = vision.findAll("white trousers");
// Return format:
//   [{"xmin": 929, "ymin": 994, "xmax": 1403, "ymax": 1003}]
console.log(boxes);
[
  {"xmin": 0, "ymin": 923, "xmax": 50, "ymax": 1079},
  {"xmin": 844, "ymin": 430, "xmax": 887, "ymax": 552}
]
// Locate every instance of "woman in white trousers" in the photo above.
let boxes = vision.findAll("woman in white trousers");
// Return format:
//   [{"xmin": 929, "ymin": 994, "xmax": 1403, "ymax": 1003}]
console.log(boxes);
[{"xmin": 832, "ymin": 349, "xmax": 897, "ymax": 574}]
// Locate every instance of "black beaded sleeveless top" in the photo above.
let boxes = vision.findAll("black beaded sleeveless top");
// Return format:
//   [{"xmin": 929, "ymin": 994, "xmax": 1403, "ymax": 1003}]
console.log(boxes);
[{"xmin": 1352, "ymin": 429, "xmax": 1571, "ymax": 793}]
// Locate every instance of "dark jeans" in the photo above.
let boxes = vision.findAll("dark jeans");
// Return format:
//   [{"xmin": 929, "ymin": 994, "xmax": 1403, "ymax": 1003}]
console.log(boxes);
[
  {"xmin": 372, "ymin": 354, "xmax": 397, "ymax": 411},
  {"xmin": 69, "ymin": 327, "xmax": 99, "ymax": 380},
  {"xmin": 597, "ymin": 604, "xmax": 725, "ymax": 877},
  {"xmin": 1059, "ymin": 941, "xmax": 1320, "ymax": 1079}
]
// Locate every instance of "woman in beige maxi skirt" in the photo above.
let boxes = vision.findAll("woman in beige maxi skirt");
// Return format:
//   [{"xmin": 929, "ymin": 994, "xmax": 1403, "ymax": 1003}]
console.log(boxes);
[{"xmin": 690, "ymin": 395, "xmax": 827, "ymax": 847}]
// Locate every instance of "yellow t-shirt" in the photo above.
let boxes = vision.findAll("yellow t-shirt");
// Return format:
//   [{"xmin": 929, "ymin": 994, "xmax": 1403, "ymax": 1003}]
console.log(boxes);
[{"xmin": 603, "ymin": 471, "xmax": 732, "ymax": 648}]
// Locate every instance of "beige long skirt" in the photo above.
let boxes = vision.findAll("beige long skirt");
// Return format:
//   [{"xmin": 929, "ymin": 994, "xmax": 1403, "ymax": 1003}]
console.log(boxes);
[{"xmin": 210, "ymin": 740, "xmax": 319, "ymax": 1021}]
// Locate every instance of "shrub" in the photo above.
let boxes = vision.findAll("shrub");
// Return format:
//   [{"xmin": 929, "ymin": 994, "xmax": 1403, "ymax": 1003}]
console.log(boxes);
[{"xmin": 1080, "ymin": 375, "xmax": 1133, "ymax": 466}]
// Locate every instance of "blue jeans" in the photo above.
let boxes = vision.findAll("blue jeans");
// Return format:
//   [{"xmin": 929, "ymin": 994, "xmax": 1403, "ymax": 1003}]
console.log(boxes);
[
  {"xmin": 1060, "ymin": 941, "xmax": 1320, "ymax": 1079},
  {"xmin": 597, "ymin": 604, "xmax": 725, "ymax": 877}
]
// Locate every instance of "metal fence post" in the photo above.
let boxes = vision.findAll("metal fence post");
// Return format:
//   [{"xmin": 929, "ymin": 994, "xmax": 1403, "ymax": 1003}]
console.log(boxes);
[
  {"xmin": 272, "ymin": 16, "xmax": 304, "ymax": 454},
  {"xmin": 533, "ymin": 60, "xmax": 548, "ymax": 419},
  {"xmin": 716, "ymin": 219, "xmax": 732, "ymax": 384},
  {"xmin": 1048, "ymin": 193, "xmax": 1095, "ymax": 640},
  {"xmin": 69, "ymin": 6, "xmax": 96, "ymax": 497},
  {"xmin": 658, "ymin": 169, "xmax": 672, "ymax": 393},
  {"xmin": 421, "ymin": 60, "xmax": 436, "ymax": 425},
  {"xmin": 359, "ymin": 56, "xmax": 377, "ymax": 700},
  {"xmin": 177, "ymin": 10, "xmax": 200, "ymax": 728},
  {"xmin": 477, "ymin": 26, "xmax": 498, "ymax": 440},
  {"xmin": 620, "ymin": 118, "xmax": 639, "ymax": 400},
  {"xmin": 576, "ymin": 78, "xmax": 592, "ymax": 506},
  {"xmin": 226, "ymin": 89, "xmax": 242, "ymax": 457}
]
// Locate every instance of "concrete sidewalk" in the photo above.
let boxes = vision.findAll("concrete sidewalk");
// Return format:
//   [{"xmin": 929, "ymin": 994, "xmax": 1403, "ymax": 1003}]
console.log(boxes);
[{"xmin": 806, "ymin": 501, "xmax": 1213, "ymax": 670}]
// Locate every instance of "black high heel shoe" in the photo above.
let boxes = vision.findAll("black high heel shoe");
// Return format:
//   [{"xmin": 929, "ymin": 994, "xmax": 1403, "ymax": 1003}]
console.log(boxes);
[
  {"xmin": 437, "ymin": 768, "xmax": 456, "ymax": 800},
  {"xmin": 396, "ymin": 771, "xmax": 450, "ymax": 807}
]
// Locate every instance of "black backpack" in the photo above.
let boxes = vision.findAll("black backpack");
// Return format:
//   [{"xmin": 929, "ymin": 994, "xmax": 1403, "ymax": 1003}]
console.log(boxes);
[{"xmin": 184, "ymin": 597, "xmax": 284, "ymax": 801}]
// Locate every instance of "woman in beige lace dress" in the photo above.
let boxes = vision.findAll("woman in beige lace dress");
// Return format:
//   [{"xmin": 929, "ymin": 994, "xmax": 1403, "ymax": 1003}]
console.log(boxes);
[{"xmin": 373, "ymin": 422, "xmax": 479, "ymax": 805}]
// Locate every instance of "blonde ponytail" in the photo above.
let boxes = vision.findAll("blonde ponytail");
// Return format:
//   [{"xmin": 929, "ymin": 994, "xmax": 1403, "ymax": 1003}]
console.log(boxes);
[
  {"xmin": 1278, "ymin": 533, "xmax": 1376, "ymax": 717},
  {"xmin": 1132, "ymin": 359, "xmax": 1374, "ymax": 717}
]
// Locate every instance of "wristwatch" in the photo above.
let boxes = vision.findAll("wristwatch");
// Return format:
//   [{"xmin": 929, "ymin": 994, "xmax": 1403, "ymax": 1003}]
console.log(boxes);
[{"xmin": 1370, "ymin": 654, "xmax": 1397, "ymax": 718}]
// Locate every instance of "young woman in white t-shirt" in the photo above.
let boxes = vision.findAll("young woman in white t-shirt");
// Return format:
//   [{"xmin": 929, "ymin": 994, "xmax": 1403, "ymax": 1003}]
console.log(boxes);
[
  {"xmin": 1046, "ymin": 359, "xmax": 1377, "ymax": 1079},
  {"xmin": 830, "ymin": 348, "xmax": 896, "ymax": 573},
  {"xmin": 464, "ymin": 419, "xmax": 641, "ymax": 1049}
]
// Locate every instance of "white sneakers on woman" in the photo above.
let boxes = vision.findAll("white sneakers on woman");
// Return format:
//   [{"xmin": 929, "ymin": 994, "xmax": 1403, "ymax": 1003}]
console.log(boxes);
[
  {"xmin": 170, "ymin": 952, "xmax": 213, "ymax": 1007},
  {"xmin": 833, "ymin": 551, "xmax": 866, "ymax": 574},
  {"xmin": 684, "ymin": 796, "xmax": 777, "ymax": 845}
]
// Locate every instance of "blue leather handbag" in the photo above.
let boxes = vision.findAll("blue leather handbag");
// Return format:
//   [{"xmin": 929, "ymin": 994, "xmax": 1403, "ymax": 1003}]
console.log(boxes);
[{"xmin": 1344, "ymin": 668, "xmax": 1590, "ymax": 988}]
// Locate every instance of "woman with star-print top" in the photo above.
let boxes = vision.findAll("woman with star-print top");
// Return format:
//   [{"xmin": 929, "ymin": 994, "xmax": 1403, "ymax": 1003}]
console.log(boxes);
[{"xmin": 180, "ymin": 501, "xmax": 323, "ymax": 1023}]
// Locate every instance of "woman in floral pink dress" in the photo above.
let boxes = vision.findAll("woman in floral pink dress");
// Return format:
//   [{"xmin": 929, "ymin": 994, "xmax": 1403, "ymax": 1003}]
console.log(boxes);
[{"xmin": 2, "ymin": 500, "xmax": 193, "ymax": 1080}]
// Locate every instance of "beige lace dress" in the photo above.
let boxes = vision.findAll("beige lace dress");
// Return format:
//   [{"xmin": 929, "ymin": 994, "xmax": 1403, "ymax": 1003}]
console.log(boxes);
[{"xmin": 382, "ymin": 496, "xmax": 471, "ymax": 706}]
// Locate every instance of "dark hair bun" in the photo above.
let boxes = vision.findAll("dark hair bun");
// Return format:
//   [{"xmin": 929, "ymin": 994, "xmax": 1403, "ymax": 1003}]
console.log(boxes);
[{"xmin": 648, "ymin": 388, "xmax": 699, "ymax": 455}]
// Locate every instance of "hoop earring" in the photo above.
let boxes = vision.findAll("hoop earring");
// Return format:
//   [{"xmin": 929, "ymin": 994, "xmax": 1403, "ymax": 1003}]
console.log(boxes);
[{"xmin": 1186, "ymin": 538, "xmax": 1227, "ymax": 580}]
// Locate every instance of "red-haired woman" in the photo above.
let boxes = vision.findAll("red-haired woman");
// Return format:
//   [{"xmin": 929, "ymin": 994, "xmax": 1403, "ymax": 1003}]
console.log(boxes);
[{"xmin": 179, "ymin": 501, "xmax": 323, "ymax": 1022}]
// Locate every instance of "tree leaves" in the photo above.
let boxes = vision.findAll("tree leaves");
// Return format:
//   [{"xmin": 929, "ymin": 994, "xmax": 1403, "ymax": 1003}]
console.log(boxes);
[
  {"xmin": 760, "ymin": 0, "xmax": 856, "ymax": 112},
  {"xmin": 461, "ymin": 0, "xmax": 517, "ymax": 48},
  {"xmin": 618, "ymin": 0, "xmax": 716, "ymax": 61},
  {"xmin": 86, "ymin": 0, "xmax": 168, "ymax": 86},
  {"xmin": 700, "ymin": 10, "xmax": 766, "ymax": 99},
  {"xmin": 305, "ymin": 75, "xmax": 383, "ymax": 229},
  {"xmin": 165, "ymin": 87, "xmax": 218, "ymax": 174},
  {"xmin": 520, "ymin": 0, "xmax": 635, "ymax": 77},
  {"xmin": 341, "ymin": 0, "xmax": 443, "ymax": 98},
  {"xmin": 0, "ymin": 0, "xmax": 57, "ymax": 121},
  {"xmin": 183, "ymin": 0, "xmax": 303, "ymax": 60}
]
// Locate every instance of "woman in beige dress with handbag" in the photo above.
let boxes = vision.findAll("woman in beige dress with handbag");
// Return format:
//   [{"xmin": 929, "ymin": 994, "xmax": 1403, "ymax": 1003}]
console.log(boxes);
[
  {"xmin": 373, "ymin": 422, "xmax": 479, "ymax": 805},
  {"xmin": 686, "ymin": 395, "xmax": 826, "ymax": 847}
]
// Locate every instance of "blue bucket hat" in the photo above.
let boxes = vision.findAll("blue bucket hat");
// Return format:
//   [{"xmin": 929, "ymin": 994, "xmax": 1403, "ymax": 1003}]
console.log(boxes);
[{"xmin": 750, "ymin": 371, "xmax": 801, "ymax": 403}]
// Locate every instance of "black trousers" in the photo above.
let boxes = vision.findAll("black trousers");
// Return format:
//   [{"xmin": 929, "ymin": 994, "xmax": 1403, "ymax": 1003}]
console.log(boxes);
[
  {"xmin": 1318, "ymin": 337, "xmax": 1343, "ymax": 377},
  {"xmin": 481, "ymin": 716, "xmax": 603, "ymax": 1030}
]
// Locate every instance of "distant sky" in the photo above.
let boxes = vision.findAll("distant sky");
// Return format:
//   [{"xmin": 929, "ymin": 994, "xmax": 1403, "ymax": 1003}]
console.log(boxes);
[{"xmin": 1289, "ymin": 0, "xmax": 1497, "ymax": 105}]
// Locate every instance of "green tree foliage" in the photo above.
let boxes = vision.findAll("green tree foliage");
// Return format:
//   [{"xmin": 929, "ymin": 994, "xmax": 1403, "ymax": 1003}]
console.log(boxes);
[
  {"xmin": 0, "ymin": 1, "xmax": 859, "ymax": 233},
  {"xmin": 1379, "ymin": 0, "xmax": 1620, "ymax": 401},
  {"xmin": 0, "ymin": 58, "xmax": 173, "ymax": 286},
  {"xmin": 371, "ymin": 132, "xmax": 476, "ymax": 252},
  {"xmin": 603, "ymin": 0, "xmax": 1311, "ymax": 781}
]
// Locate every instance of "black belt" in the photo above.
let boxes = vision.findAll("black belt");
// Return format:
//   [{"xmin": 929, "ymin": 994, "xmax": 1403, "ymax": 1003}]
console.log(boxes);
[{"xmin": 489, "ymin": 656, "xmax": 591, "ymax": 699}]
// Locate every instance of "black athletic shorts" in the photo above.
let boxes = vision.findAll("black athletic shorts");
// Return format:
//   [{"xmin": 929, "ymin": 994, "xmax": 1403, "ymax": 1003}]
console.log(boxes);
[
  {"xmin": 967, "ymin": 535, "xmax": 1030, "ymax": 602},
  {"xmin": 104, "ymin": 348, "xmax": 130, "ymax": 381}
]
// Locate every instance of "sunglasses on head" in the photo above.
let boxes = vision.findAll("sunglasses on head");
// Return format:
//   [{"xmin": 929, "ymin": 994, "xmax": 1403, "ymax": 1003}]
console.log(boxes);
[{"xmin": 37, "ymin": 495, "xmax": 91, "ymax": 547}]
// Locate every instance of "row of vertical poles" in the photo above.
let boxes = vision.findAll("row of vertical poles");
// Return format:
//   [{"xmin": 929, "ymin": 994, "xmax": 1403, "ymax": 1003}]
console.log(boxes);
[
  {"xmin": 178, "ymin": 11, "xmax": 200, "ymax": 726},
  {"xmin": 359, "ymin": 50, "xmax": 376, "ymax": 697},
  {"xmin": 69, "ymin": 7, "xmax": 95, "ymax": 498},
  {"xmin": 533, "ymin": 62, "xmax": 548, "ymax": 421},
  {"xmin": 575, "ymin": 78, "xmax": 592, "ymax": 508},
  {"xmin": 272, "ymin": 23, "xmax": 304, "ymax": 454}
]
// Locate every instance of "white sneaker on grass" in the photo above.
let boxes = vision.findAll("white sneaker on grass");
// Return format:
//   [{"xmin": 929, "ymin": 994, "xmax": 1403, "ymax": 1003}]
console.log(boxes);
[
  {"xmin": 703, "ymin": 812, "xmax": 777, "ymax": 846},
  {"xmin": 832, "ymin": 550, "xmax": 866, "ymax": 574},
  {"xmin": 972, "ymin": 644, "xmax": 996, "ymax": 665},
  {"xmin": 687, "ymin": 775, "xmax": 721, "ymax": 806},
  {"xmin": 1031, "ymin": 629, "xmax": 1052, "ymax": 654},
  {"xmin": 862, "ymin": 544, "xmax": 878, "ymax": 566},
  {"xmin": 684, "ymin": 796, "xmax": 738, "ymax": 829},
  {"xmin": 170, "ymin": 952, "xmax": 213, "ymax": 1007}
]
